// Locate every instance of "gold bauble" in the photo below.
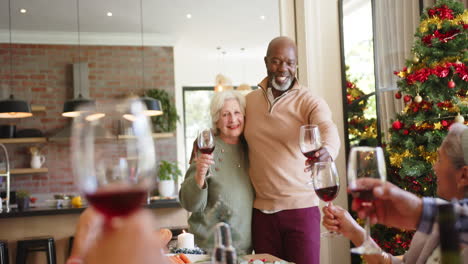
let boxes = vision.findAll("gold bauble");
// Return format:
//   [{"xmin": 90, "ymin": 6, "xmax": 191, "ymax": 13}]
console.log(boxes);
[
  {"xmin": 414, "ymin": 94, "xmax": 423, "ymax": 103},
  {"xmin": 413, "ymin": 55, "xmax": 419, "ymax": 63},
  {"xmin": 454, "ymin": 114, "xmax": 465, "ymax": 124},
  {"xmin": 407, "ymin": 67, "xmax": 412, "ymax": 74}
]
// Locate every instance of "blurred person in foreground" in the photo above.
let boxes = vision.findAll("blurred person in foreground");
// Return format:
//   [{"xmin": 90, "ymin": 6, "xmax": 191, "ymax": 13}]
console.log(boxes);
[
  {"xmin": 179, "ymin": 90, "xmax": 254, "ymax": 254},
  {"xmin": 66, "ymin": 207, "xmax": 168, "ymax": 264},
  {"xmin": 323, "ymin": 123, "xmax": 468, "ymax": 263}
]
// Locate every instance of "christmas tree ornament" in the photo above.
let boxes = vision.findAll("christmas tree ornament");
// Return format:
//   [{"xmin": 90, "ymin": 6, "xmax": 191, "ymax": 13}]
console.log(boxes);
[
  {"xmin": 414, "ymin": 94, "xmax": 423, "ymax": 103},
  {"xmin": 434, "ymin": 122, "xmax": 442, "ymax": 130},
  {"xmin": 392, "ymin": 120, "xmax": 403, "ymax": 130},
  {"xmin": 454, "ymin": 113, "xmax": 465, "ymax": 124},
  {"xmin": 395, "ymin": 92, "xmax": 402, "ymax": 99},
  {"xmin": 403, "ymin": 95, "xmax": 412, "ymax": 103},
  {"xmin": 448, "ymin": 79, "xmax": 456, "ymax": 88},
  {"xmin": 413, "ymin": 55, "xmax": 419, "ymax": 63},
  {"xmin": 407, "ymin": 66, "xmax": 412, "ymax": 74}
]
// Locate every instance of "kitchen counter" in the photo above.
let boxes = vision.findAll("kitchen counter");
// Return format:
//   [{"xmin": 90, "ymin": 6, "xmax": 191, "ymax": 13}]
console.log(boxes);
[{"xmin": 0, "ymin": 198, "xmax": 180, "ymax": 218}]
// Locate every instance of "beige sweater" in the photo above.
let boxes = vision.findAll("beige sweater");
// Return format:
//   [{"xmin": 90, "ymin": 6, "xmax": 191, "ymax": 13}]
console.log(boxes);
[{"xmin": 244, "ymin": 77, "xmax": 341, "ymax": 210}]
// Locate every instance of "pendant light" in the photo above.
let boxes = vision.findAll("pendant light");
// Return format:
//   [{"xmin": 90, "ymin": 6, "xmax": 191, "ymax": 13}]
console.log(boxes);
[
  {"xmin": 0, "ymin": 0, "xmax": 32, "ymax": 118},
  {"xmin": 62, "ymin": 0, "xmax": 95, "ymax": 117},
  {"xmin": 214, "ymin": 48, "xmax": 233, "ymax": 92},
  {"xmin": 139, "ymin": 0, "xmax": 162, "ymax": 116}
]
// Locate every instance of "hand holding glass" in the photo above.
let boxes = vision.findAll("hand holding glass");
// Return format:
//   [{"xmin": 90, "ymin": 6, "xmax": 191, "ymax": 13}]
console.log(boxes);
[
  {"xmin": 311, "ymin": 161, "xmax": 340, "ymax": 237},
  {"xmin": 347, "ymin": 146, "xmax": 386, "ymax": 255},
  {"xmin": 197, "ymin": 128, "xmax": 215, "ymax": 177}
]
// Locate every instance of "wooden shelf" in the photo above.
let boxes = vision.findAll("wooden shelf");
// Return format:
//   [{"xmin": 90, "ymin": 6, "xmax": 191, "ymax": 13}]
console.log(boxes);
[
  {"xmin": 118, "ymin": 133, "xmax": 175, "ymax": 140},
  {"xmin": 31, "ymin": 105, "xmax": 46, "ymax": 112},
  {"xmin": 0, "ymin": 137, "xmax": 47, "ymax": 144},
  {"xmin": 0, "ymin": 168, "xmax": 48, "ymax": 175}
]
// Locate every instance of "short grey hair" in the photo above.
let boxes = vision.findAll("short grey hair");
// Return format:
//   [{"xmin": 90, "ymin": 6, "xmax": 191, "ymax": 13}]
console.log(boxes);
[
  {"xmin": 210, "ymin": 91, "xmax": 246, "ymax": 133},
  {"xmin": 441, "ymin": 123, "xmax": 468, "ymax": 169}
]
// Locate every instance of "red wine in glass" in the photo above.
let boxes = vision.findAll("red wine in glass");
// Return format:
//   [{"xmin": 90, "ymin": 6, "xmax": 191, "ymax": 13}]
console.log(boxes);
[
  {"xmin": 200, "ymin": 146, "xmax": 215, "ymax": 154},
  {"xmin": 85, "ymin": 188, "xmax": 147, "ymax": 218},
  {"xmin": 302, "ymin": 149, "xmax": 319, "ymax": 159},
  {"xmin": 350, "ymin": 188, "xmax": 374, "ymax": 206},
  {"xmin": 315, "ymin": 185, "xmax": 339, "ymax": 202}
]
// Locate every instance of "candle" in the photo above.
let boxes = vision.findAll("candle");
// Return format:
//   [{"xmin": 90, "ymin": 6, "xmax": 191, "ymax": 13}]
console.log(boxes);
[{"xmin": 177, "ymin": 230, "xmax": 195, "ymax": 249}]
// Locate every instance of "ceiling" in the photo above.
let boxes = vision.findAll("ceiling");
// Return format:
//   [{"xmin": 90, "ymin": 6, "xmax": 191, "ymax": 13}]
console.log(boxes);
[{"xmin": 0, "ymin": 0, "xmax": 280, "ymax": 52}]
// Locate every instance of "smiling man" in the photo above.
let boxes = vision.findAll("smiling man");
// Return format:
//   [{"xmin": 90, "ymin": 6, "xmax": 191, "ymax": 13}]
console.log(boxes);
[{"xmin": 244, "ymin": 36, "xmax": 340, "ymax": 264}]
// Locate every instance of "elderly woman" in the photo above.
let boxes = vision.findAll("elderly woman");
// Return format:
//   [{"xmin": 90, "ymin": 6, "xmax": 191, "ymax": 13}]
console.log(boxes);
[
  {"xmin": 323, "ymin": 123, "xmax": 468, "ymax": 263},
  {"xmin": 179, "ymin": 91, "xmax": 254, "ymax": 254}
]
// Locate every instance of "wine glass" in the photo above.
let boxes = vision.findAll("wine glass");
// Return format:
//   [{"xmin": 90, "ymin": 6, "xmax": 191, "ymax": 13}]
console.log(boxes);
[
  {"xmin": 310, "ymin": 161, "xmax": 340, "ymax": 237},
  {"xmin": 347, "ymin": 146, "xmax": 386, "ymax": 255},
  {"xmin": 71, "ymin": 98, "xmax": 156, "ymax": 219},
  {"xmin": 299, "ymin": 124, "xmax": 322, "ymax": 159},
  {"xmin": 197, "ymin": 128, "xmax": 215, "ymax": 177}
]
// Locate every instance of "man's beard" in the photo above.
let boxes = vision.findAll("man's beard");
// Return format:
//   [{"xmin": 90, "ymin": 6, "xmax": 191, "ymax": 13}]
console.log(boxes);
[{"xmin": 271, "ymin": 77, "xmax": 292, "ymax": 92}]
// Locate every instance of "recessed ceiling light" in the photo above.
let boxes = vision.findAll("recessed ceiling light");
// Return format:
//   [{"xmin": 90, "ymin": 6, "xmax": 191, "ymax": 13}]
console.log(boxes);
[
  {"xmin": 19, "ymin": 8, "xmax": 27, "ymax": 14},
  {"xmin": 107, "ymin": 12, "xmax": 113, "ymax": 17},
  {"xmin": 260, "ymin": 15, "xmax": 266, "ymax": 20},
  {"xmin": 186, "ymin": 14, "xmax": 192, "ymax": 19}
]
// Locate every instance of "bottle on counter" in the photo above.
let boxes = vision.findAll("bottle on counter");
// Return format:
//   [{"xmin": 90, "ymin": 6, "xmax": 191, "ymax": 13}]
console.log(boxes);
[
  {"xmin": 438, "ymin": 203, "xmax": 461, "ymax": 264},
  {"xmin": 221, "ymin": 224, "xmax": 237, "ymax": 264},
  {"xmin": 212, "ymin": 223, "xmax": 226, "ymax": 264}
]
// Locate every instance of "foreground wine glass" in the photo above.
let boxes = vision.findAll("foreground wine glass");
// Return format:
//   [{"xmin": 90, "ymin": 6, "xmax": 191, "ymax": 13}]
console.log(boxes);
[
  {"xmin": 197, "ymin": 128, "xmax": 215, "ymax": 177},
  {"xmin": 71, "ymin": 98, "xmax": 156, "ymax": 219},
  {"xmin": 347, "ymin": 146, "xmax": 386, "ymax": 255},
  {"xmin": 311, "ymin": 161, "xmax": 340, "ymax": 237},
  {"xmin": 299, "ymin": 124, "xmax": 322, "ymax": 159}
]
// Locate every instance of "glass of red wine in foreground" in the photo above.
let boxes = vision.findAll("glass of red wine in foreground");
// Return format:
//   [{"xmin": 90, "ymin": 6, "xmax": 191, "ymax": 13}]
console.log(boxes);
[
  {"xmin": 311, "ymin": 161, "xmax": 340, "ymax": 237},
  {"xmin": 197, "ymin": 128, "xmax": 215, "ymax": 177},
  {"xmin": 71, "ymin": 98, "xmax": 156, "ymax": 219},
  {"xmin": 347, "ymin": 146, "xmax": 386, "ymax": 255},
  {"xmin": 299, "ymin": 124, "xmax": 322, "ymax": 161}
]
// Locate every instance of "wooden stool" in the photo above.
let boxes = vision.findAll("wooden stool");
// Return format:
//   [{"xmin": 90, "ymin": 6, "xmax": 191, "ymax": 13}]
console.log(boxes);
[
  {"xmin": 0, "ymin": 241, "xmax": 9, "ymax": 264},
  {"xmin": 16, "ymin": 237, "xmax": 56, "ymax": 264}
]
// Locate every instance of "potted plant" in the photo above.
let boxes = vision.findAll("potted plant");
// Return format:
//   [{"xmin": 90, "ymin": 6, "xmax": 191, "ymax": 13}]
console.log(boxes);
[
  {"xmin": 145, "ymin": 89, "xmax": 180, "ymax": 132},
  {"xmin": 16, "ymin": 190, "xmax": 30, "ymax": 210},
  {"xmin": 157, "ymin": 160, "xmax": 182, "ymax": 197}
]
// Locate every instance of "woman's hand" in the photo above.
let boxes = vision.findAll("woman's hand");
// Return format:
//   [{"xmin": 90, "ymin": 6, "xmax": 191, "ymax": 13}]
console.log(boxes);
[
  {"xmin": 194, "ymin": 153, "xmax": 214, "ymax": 188},
  {"xmin": 322, "ymin": 204, "xmax": 365, "ymax": 246}
]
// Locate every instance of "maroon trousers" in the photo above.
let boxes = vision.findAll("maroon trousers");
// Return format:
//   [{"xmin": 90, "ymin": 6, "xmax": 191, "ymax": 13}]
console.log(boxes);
[{"xmin": 252, "ymin": 207, "xmax": 320, "ymax": 264}]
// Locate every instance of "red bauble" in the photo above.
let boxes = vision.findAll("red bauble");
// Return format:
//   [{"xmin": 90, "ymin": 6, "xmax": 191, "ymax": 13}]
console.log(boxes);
[
  {"xmin": 442, "ymin": 120, "xmax": 448, "ymax": 127},
  {"xmin": 392, "ymin": 120, "xmax": 403, "ymax": 130},
  {"xmin": 413, "ymin": 107, "xmax": 419, "ymax": 113},
  {"xmin": 403, "ymin": 129, "xmax": 409, "ymax": 135},
  {"xmin": 448, "ymin": 80, "xmax": 455, "ymax": 89},
  {"xmin": 403, "ymin": 95, "xmax": 412, "ymax": 103},
  {"xmin": 395, "ymin": 92, "xmax": 402, "ymax": 99}
]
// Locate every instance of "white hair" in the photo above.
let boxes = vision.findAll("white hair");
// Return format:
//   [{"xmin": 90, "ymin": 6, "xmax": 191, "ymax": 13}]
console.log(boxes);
[
  {"xmin": 441, "ymin": 123, "xmax": 468, "ymax": 169},
  {"xmin": 210, "ymin": 91, "xmax": 246, "ymax": 133}
]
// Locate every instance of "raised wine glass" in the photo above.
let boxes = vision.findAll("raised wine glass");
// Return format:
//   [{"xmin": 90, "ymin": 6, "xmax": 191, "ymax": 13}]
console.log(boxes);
[
  {"xmin": 299, "ymin": 124, "xmax": 322, "ymax": 160},
  {"xmin": 347, "ymin": 146, "xmax": 386, "ymax": 255},
  {"xmin": 197, "ymin": 128, "xmax": 215, "ymax": 177},
  {"xmin": 71, "ymin": 98, "xmax": 156, "ymax": 219},
  {"xmin": 311, "ymin": 161, "xmax": 341, "ymax": 237}
]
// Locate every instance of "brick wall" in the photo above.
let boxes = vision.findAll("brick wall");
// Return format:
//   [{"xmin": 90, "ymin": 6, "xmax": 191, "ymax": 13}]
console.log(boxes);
[{"xmin": 0, "ymin": 43, "xmax": 177, "ymax": 195}]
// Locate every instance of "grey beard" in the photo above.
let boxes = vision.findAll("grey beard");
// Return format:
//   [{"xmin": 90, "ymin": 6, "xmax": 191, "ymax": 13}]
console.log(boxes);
[{"xmin": 272, "ymin": 77, "xmax": 292, "ymax": 92}]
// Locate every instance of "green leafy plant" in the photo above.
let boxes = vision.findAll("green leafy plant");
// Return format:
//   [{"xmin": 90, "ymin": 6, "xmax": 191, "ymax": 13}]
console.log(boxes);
[
  {"xmin": 145, "ymin": 89, "xmax": 180, "ymax": 132},
  {"xmin": 158, "ymin": 160, "xmax": 182, "ymax": 181},
  {"xmin": 16, "ymin": 190, "xmax": 30, "ymax": 199}
]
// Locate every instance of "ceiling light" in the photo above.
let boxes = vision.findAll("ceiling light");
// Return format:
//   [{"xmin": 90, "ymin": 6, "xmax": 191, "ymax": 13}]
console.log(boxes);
[
  {"xmin": 186, "ymin": 14, "xmax": 192, "ymax": 19},
  {"xmin": 19, "ymin": 8, "xmax": 27, "ymax": 14},
  {"xmin": 260, "ymin": 15, "xmax": 266, "ymax": 20},
  {"xmin": 107, "ymin": 12, "xmax": 113, "ymax": 17}
]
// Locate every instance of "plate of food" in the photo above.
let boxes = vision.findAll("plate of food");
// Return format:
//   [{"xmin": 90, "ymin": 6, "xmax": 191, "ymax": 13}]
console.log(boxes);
[{"xmin": 165, "ymin": 253, "xmax": 210, "ymax": 263}]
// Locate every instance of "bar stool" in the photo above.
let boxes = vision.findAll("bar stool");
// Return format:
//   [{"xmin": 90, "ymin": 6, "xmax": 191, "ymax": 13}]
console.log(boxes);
[
  {"xmin": 16, "ymin": 237, "xmax": 56, "ymax": 264},
  {"xmin": 0, "ymin": 241, "xmax": 9, "ymax": 264}
]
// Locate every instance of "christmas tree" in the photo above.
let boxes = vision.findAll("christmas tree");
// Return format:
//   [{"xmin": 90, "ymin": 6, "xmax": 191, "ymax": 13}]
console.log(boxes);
[
  {"xmin": 374, "ymin": 0, "xmax": 467, "ymax": 255},
  {"xmin": 346, "ymin": 67, "xmax": 378, "ymax": 147}
]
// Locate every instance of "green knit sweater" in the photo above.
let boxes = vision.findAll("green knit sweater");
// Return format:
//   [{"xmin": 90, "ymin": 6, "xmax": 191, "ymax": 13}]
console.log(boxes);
[{"xmin": 179, "ymin": 136, "xmax": 254, "ymax": 254}]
